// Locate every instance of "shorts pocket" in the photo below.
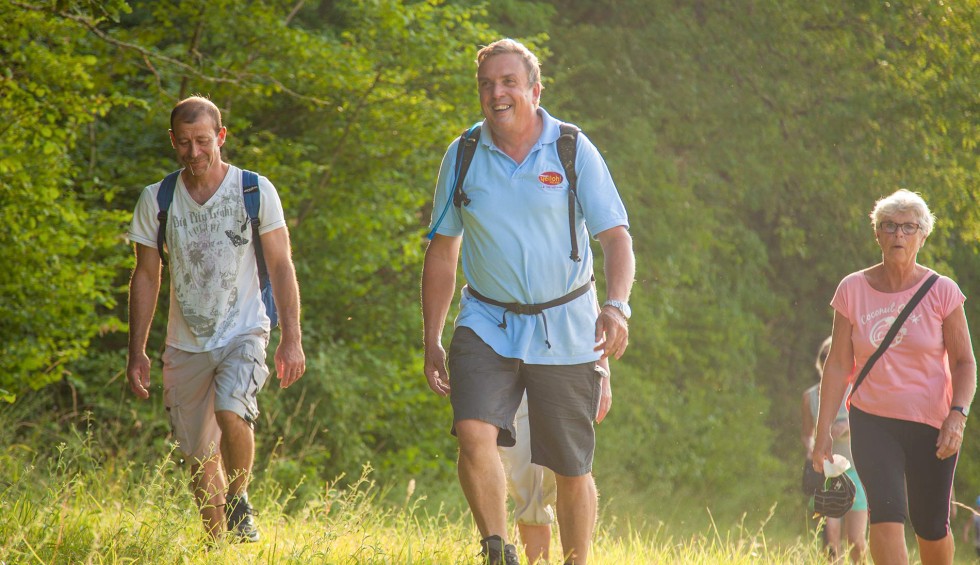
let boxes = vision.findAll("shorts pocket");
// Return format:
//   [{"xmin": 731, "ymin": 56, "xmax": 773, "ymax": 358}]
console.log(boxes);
[{"xmin": 230, "ymin": 338, "xmax": 270, "ymax": 424}]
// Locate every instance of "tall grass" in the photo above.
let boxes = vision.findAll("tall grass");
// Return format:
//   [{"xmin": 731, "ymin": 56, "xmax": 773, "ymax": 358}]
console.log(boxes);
[{"xmin": 0, "ymin": 399, "xmax": 971, "ymax": 564}]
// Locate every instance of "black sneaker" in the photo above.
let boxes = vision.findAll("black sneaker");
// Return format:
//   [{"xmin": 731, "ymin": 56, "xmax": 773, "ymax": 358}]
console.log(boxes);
[
  {"xmin": 479, "ymin": 535, "xmax": 519, "ymax": 565},
  {"xmin": 226, "ymin": 493, "xmax": 260, "ymax": 543}
]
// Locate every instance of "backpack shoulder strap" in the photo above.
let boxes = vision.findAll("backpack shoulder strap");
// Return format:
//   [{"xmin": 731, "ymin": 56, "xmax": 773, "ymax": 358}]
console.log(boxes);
[
  {"xmin": 155, "ymin": 170, "xmax": 181, "ymax": 264},
  {"xmin": 242, "ymin": 169, "xmax": 260, "ymax": 221},
  {"xmin": 240, "ymin": 169, "xmax": 267, "ymax": 278},
  {"xmin": 557, "ymin": 123, "xmax": 581, "ymax": 262},
  {"xmin": 241, "ymin": 169, "xmax": 278, "ymax": 327},
  {"xmin": 452, "ymin": 123, "xmax": 482, "ymax": 207},
  {"xmin": 426, "ymin": 123, "xmax": 481, "ymax": 240}
]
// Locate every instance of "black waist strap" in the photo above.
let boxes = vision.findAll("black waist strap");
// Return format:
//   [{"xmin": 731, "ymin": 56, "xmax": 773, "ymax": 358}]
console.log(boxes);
[{"xmin": 466, "ymin": 279, "xmax": 593, "ymax": 315}]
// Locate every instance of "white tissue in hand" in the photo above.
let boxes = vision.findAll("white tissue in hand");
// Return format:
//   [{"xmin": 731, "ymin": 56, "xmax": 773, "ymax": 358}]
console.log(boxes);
[{"xmin": 823, "ymin": 454, "xmax": 852, "ymax": 478}]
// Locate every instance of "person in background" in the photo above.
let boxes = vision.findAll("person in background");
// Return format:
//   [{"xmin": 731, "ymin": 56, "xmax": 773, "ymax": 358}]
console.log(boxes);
[
  {"xmin": 500, "ymin": 363, "xmax": 611, "ymax": 564},
  {"xmin": 421, "ymin": 38, "xmax": 635, "ymax": 565},
  {"xmin": 802, "ymin": 337, "xmax": 868, "ymax": 563},
  {"xmin": 813, "ymin": 189, "xmax": 976, "ymax": 565},
  {"xmin": 127, "ymin": 96, "xmax": 306, "ymax": 543}
]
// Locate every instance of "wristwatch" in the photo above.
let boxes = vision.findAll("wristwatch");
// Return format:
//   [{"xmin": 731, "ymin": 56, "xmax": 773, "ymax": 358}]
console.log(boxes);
[
  {"xmin": 951, "ymin": 405, "xmax": 970, "ymax": 417},
  {"xmin": 602, "ymin": 299, "xmax": 631, "ymax": 320}
]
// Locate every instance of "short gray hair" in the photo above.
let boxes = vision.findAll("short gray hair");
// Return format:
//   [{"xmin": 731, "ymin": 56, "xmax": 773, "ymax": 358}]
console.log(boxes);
[
  {"xmin": 869, "ymin": 189, "xmax": 936, "ymax": 236},
  {"xmin": 476, "ymin": 38, "xmax": 541, "ymax": 88}
]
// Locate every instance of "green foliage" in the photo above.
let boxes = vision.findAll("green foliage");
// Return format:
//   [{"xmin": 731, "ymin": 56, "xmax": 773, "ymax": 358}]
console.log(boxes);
[
  {"xmin": 0, "ymin": 0, "xmax": 136, "ymax": 399},
  {"xmin": 4, "ymin": 0, "xmax": 979, "ymax": 537}
]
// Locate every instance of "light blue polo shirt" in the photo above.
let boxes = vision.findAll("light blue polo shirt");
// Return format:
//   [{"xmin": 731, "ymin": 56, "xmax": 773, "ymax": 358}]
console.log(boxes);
[{"xmin": 429, "ymin": 108, "xmax": 629, "ymax": 364}]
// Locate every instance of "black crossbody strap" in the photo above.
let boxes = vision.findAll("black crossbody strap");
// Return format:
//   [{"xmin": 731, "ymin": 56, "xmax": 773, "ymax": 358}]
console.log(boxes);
[{"xmin": 849, "ymin": 273, "xmax": 940, "ymax": 401}]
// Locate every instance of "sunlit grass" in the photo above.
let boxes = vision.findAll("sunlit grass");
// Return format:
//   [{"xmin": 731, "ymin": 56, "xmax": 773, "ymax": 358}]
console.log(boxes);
[
  {"xmin": 0, "ymin": 412, "xmax": 971, "ymax": 564},
  {"xmin": 0, "ymin": 428, "xmax": 826, "ymax": 565}
]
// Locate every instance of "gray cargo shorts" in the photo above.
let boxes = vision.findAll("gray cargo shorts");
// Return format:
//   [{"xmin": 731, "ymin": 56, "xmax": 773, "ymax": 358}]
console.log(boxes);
[
  {"xmin": 447, "ymin": 326, "xmax": 603, "ymax": 477},
  {"xmin": 162, "ymin": 333, "xmax": 270, "ymax": 461}
]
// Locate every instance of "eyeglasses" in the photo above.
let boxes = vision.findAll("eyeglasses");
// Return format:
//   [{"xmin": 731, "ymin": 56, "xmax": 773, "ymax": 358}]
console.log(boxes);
[{"xmin": 878, "ymin": 221, "xmax": 921, "ymax": 235}]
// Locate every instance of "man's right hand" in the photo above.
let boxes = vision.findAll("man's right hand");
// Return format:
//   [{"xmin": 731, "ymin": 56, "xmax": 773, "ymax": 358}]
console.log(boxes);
[
  {"xmin": 127, "ymin": 352, "xmax": 152, "ymax": 399},
  {"xmin": 424, "ymin": 344, "xmax": 451, "ymax": 397}
]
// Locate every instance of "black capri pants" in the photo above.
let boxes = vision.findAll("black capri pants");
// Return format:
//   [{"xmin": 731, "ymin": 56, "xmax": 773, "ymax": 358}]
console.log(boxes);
[{"xmin": 850, "ymin": 406, "xmax": 958, "ymax": 540}]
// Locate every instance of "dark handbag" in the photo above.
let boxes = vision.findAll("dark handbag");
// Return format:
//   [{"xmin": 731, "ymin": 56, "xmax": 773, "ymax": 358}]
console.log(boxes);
[
  {"xmin": 813, "ymin": 471, "xmax": 857, "ymax": 518},
  {"xmin": 801, "ymin": 459, "xmax": 824, "ymax": 495}
]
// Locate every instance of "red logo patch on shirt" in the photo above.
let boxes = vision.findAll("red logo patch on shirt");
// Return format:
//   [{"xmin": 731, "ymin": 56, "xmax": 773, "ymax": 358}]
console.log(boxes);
[{"xmin": 538, "ymin": 171, "xmax": 564, "ymax": 186}]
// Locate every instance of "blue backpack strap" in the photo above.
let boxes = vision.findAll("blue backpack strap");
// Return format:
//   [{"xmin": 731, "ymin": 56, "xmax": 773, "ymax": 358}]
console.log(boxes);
[
  {"xmin": 557, "ymin": 123, "xmax": 581, "ymax": 262},
  {"xmin": 241, "ymin": 169, "xmax": 278, "ymax": 327},
  {"xmin": 241, "ymin": 170, "xmax": 263, "ymax": 277},
  {"xmin": 426, "ymin": 123, "xmax": 481, "ymax": 240},
  {"xmin": 242, "ymin": 169, "xmax": 261, "ymax": 225},
  {"xmin": 155, "ymin": 170, "xmax": 181, "ymax": 264}
]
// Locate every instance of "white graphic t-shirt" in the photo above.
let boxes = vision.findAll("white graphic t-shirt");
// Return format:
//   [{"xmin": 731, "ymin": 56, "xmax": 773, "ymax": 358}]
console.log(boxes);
[{"xmin": 129, "ymin": 166, "xmax": 286, "ymax": 352}]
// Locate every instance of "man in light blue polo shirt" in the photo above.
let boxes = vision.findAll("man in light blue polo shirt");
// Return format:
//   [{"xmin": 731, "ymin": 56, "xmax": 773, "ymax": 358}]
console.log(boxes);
[{"xmin": 421, "ymin": 39, "xmax": 635, "ymax": 565}]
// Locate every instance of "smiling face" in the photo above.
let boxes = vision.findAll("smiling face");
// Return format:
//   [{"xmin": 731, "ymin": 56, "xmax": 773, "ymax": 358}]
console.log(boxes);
[
  {"xmin": 875, "ymin": 210, "xmax": 926, "ymax": 265},
  {"xmin": 477, "ymin": 52, "xmax": 541, "ymax": 137},
  {"xmin": 169, "ymin": 115, "xmax": 226, "ymax": 178}
]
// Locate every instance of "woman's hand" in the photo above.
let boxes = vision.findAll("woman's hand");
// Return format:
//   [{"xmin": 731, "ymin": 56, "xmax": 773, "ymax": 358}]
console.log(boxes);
[
  {"xmin": 811, "ymin": 431, "xmax": 833, "ymax": 472},
  {"xmin": 936, "ymin": 410, "xmax": 967, "ymax": 459}
]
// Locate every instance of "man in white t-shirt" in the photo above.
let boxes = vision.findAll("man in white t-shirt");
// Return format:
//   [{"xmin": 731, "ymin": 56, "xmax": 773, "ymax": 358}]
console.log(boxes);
[{"xmin": 127, "ymin": 96, "xmax": 305, "ymax": 544}]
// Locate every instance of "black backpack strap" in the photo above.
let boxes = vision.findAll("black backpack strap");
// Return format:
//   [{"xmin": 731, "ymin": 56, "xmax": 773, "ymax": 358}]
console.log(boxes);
[
  {"xmin": 848, "ymin": 273, "xmax": 940, "ymax": 401},
  {"xmin": 155, "ymin": 170, "xmax": 181, "ymax": 265},
  {"xmin": 426, "ymin": 123, "xmax": 480, "ymax": 240},
  {"xmin": 557, "ymin": 123, "xmax": 581, "ymax": 262},
  {"xmin": 452, "ymin": 123, "xmax": 481, "ymax": 207}
]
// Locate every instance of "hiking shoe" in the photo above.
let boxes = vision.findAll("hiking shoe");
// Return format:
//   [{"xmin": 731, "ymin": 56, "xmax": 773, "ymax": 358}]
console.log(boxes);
[
  {"xmin": 479, "ymin": 535, "xmax": 519, "ymax": 565},
  {"xmin": 226, "ymin": 493, "xmax": 260, "ymax": 543}
]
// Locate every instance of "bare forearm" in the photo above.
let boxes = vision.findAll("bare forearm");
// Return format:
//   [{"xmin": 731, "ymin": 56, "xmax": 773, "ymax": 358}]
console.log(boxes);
[
  {"xmin": 944, "ymin": 307, "xmax": 976, "ymax": 410},
  {"xmin": 599, "ymin": 228, "xmax": 634, "ymax": 302},
  {"xmin": 815, "ymin": 366, "xmax": 849, "ymax": 436},
  {"xmin": 421, "ymin": 253, "xmax": 457, "ymax": 348},
  {"xmin": 950, "ymin": 360, "xmax": 977, "ymax": 408},
  {"xmin": 270, "ymin": 261, "xmax": 302, "ymax": 342},
  {"xmin": 261, "ymin": 227, "xmax": 302, "ymax": 342},
  {"xmin": 128, "ymin": 266, "xmax": 161, "ymax": 356}
]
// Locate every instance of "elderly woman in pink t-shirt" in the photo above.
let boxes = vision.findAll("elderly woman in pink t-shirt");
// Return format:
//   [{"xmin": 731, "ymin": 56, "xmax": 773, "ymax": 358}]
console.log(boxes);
[{"xmin": 813, "ymin": 189, "xmax": 977, "ymax": 565}]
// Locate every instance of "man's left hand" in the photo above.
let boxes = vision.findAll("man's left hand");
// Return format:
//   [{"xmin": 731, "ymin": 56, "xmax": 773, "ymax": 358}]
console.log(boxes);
[
  {"xmin": 594, "ymin": 305, "xmax": 629, "ymax": 360},
  {"xmin": 275, "ymin": 338, "xmax": 306, "ymax": 389}
]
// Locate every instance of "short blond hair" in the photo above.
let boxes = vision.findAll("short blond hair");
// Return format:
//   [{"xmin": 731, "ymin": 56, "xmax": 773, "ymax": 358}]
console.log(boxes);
[
  {"xmin": 869, "ymin": 189, "xmax": 936, "ymax": 236},
  {"xmin": 476, "ymin": 38, "xmax": 541, "ymax": 87}
]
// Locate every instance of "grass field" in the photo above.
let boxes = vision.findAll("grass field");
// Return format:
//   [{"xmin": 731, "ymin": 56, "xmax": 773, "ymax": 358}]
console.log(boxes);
[{"xmin": 2, "ymin": 414, "xmax": 976, "ymax": 564}]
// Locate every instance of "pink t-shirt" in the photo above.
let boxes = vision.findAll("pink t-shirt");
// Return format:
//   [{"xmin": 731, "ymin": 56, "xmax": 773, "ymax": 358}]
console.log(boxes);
[{"xmin": 831, "ymin": 269, "xmax": 965, "ymax": 429}]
